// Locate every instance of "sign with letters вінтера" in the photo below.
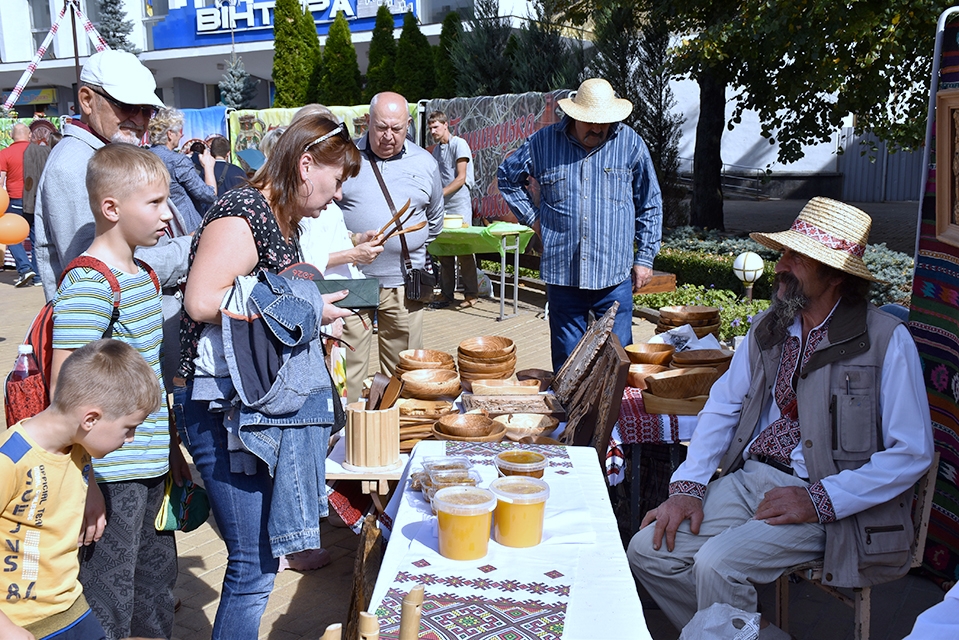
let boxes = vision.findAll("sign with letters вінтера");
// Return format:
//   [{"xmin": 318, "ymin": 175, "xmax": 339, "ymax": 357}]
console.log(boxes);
[{"xmin": 152, "ymin": 0, "xmax": 412, "ymax": 51}]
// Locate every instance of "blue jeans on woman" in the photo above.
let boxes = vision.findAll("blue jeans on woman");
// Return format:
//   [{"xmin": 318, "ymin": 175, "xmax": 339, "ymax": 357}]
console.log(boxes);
[
  {"xmin": 546, "ymin": 278, "xmax": 635, "ymax": 372},
  {"xmin": 172, "ymin": 383, "xmax": 279, "ymax": 640}
]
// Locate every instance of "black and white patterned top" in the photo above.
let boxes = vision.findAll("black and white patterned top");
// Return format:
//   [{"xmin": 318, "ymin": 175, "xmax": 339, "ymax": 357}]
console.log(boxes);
[{"xmin": 177, "ymin": 186, "xmax": 300, "ymax": 379}]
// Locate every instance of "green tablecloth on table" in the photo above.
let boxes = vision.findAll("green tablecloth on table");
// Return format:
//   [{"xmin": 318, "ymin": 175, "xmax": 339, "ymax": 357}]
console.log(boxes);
[{"xmin": 427, "ymin": 221, "xmax": 535, "ymax": 257}]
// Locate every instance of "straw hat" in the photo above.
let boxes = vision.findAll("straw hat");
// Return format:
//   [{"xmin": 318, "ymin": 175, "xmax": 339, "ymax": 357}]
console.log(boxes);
[
  {"xmin": 558, "ymin": 78, "xmax": 632, "ymax": 124},
  {"xmin": 750, "ymin": 197, "xmax": 878, "ymax": 282}
]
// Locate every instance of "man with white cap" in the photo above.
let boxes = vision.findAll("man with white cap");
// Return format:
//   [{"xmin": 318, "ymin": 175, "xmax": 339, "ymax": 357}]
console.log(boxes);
[
  {"xmin": 627, "ymin": 198, "xmax": 934, "ymax": 638},
  {"xmin": 32, "ymin": 50, "xmax": 190, "ymax": 640},
  {"xmin": 34, "ymin": 49, "xmax": 190, "ymax": 302},
  {"xmin": 497, "ymin": 77, "xmax": 662, "ymax": 372}
]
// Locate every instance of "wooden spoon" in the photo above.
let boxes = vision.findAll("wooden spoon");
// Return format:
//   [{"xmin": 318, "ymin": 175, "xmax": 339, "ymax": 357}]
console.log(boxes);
[
  {"xmin": 367, "ymin": 372, "xmax": 390, "ymax": 410},
  {"xmin": 379, "ymin": 375, "xmax": 405, "ymax": 410}
]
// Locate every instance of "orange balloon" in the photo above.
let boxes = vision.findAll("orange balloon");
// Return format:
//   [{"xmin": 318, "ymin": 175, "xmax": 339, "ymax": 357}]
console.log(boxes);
[
  {"xmin": 0, "ymin": 213, "xmax": 29, "ymax": 245},
  {"xmin": 0, "ymin": 187, "xmax": 8, "ymax": 215}
]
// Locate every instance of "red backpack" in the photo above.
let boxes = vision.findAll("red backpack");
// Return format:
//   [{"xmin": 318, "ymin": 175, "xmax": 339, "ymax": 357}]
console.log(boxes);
[{"xmin": 4, "ymin": 256, "xmax": 160, "ymax": 426}]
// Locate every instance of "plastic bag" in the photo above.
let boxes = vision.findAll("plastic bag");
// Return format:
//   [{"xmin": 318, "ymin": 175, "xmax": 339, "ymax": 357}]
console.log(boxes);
[
  {"xmin": 476, "ymin": 269, "xmax": 492, "ymax": 298},
  {"xmin": 679, "ymin": 603, "xmax": 760, "ymax": 640}
]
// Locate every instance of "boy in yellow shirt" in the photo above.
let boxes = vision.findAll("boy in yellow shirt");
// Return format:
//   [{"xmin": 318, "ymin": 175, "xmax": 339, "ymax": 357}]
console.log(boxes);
[{"xmin": 0, "ymin": 339, "xmax": 160, "ymax": 640}]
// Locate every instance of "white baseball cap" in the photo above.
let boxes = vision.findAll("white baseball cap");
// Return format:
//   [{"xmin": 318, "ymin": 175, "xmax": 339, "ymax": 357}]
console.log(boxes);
[{"xmin": 80, "ymin": 50, "xmax": 164, "ymax": 109}]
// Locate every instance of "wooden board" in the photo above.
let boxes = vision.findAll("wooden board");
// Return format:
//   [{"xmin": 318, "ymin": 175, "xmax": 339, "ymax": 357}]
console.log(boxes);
[
  {"xmin": 460, "ymin": 393, "xmax": 567, "ymax": 419},
  {"xmin": 634, "ymin": 271, "xmax": 676, "ymax": 295},
  {"xmin": 552, "ymin": 302, "xmax": 619, "ymax": 404}
]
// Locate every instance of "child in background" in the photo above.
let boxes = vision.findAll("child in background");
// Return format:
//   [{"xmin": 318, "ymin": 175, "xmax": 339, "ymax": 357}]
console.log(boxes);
[
  {"xmin": 49, "ymin": 144, "xmax": 189, "ymax": 640},
  {"xmin": 0, "ymin": 339, "xmax": 161, "ymax": 640}
]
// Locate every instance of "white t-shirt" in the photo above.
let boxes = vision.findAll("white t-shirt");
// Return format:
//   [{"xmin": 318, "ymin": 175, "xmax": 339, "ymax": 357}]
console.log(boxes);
[{"xmin": 299, "ymin": 202, "xmax": 364, "ymax": 280}]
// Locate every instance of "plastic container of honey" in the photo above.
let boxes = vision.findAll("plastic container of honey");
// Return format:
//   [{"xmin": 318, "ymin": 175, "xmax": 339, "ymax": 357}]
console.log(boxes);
[
  {"xmin": 422, "ymin": 456, "xmax": 472, "ymax": 474},
  {"xmin": 494, "ymin": 450, "xmax": 548, "ymax": 478},
  {"xmin": 490, "ymin": 477, "xmax": 550, "ymax": 548},
  {"xmin": 425, "ymin": 469, "xmax": 483, "ymax": 510},
  {"xmin": 432, "ymin": 486, "xmax": 496, "ymax": 561}
]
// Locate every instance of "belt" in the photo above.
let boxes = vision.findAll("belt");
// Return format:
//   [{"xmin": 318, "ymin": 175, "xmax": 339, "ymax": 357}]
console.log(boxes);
[{"xmin": 753, "ymin": 454, "xmax": 807, "ymax": 480}]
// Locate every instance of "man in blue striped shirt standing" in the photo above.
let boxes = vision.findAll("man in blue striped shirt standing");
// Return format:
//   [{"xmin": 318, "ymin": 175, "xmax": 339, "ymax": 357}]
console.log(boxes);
[{"xmin": 498, "ymin": 78, "xmax": 663, "ymax": 372}]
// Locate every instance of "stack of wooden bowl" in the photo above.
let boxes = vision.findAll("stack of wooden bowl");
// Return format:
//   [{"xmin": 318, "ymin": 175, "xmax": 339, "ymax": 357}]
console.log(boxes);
[
  {"xmin": 395, "ymin": 349, "xmax": 456, "ymax": 380},
  {"xmin": 671, "ymin": 348, "xmax": 734, "ymax": 375},
  {"xmin": 656, "ymin": 305, "xmax": 722, "ymax": 339},
  {"xmin": 624, "ymin": 343, "xmax": 675, "ymax": 366},
  {"xmin": 457, "ymin": 337, "xmax": 516, "ymax": 384}
]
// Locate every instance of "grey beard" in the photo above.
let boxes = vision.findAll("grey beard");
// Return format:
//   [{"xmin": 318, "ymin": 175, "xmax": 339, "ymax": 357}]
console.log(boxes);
[
  {"xmin": 769, "ymin": 273, "xmax": 809, "ymax": 333},
  {"xmin": 111, "ymin": 128, "xmax": 141, "ymax": 145}
]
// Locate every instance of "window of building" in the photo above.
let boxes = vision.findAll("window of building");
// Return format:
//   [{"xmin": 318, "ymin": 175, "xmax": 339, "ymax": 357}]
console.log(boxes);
[{"xmin": 28, "ymin": 0, "xmax": 54, "ymax": 60}]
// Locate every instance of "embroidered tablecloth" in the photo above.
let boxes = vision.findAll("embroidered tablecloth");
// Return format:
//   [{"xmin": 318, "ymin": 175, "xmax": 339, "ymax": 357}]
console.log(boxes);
[{"xmin": 372, "ymin": 441, "xmax": 650, "ymax": 639}]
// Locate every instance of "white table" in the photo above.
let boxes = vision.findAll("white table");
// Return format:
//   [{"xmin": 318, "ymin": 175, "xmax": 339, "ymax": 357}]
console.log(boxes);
[{"xmin": 370, "ymin": 440, "xmax": 651, "ymax": 639}]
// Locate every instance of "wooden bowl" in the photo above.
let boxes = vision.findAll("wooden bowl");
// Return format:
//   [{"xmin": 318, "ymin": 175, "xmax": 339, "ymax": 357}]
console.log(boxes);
[
  {"xmin": 642, "ymin": 392, "xmax": 708, "ymax": 416},
  {"xmin": 672, "ymin": 349, "xmax": 734, "ymax": 375},
  {"xmin": 624, "ymin": 343, "xmax": 675, "ymax": 366},
  {"xmin": 493, "ymin": 413, "xmax": 559, "ymax": 441},
  {"xmin": 459, "ymin": 367, "xmax": 516, "ymax": 381},
  {"xmin": 471, "ymin": 379, "xmax": 541, "ymax": 396},
  {"xmin": 626, "ymin": 364, "xmax": 668, "ymax": 390},
  {"xmin": 458, "ymin": 336, "xmax": 515, "ymax": 359},
  {"xmin": 519, "ymin": 435, "xmax": 563, "ymax": 446},
  {"xmin": 431, "ymin": 421, "xmax": 507, "ymax": 442},
  {"xmin": 458, "ymin": 350, "xmax": 516, "ymax": 366},
  {"xmin": 436, "ymin": 413, "xmax": 496, "ymax": 437},
  {"xmin": 399, "ymin": 349, "xmax": 456, "ymax": 370},
  {"xmin": 400, "ymin": 369, "xmax": 461, "ymax": 400},
  {"xmin": 515, "ymin": 368, "xmax": 553, "ymax": 392},
  {"xmin": 659, "ymin": 305, "xmax": 720, "ymax": 323},
  {"xmin": 457, "ymin": 356, "xmax": 517, "ymax": 374},
  {"xmin": 643, "ymin": 367, "xmax": 719, "ymax": 399}
]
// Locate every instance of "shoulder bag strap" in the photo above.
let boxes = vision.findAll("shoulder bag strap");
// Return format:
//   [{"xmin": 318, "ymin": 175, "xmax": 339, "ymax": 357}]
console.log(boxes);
[{"xmin": 365, "ymin": 149, "xmax": 413, "ymax": 273}]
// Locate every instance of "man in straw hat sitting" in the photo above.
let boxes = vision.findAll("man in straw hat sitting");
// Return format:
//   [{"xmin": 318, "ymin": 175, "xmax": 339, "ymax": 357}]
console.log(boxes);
[
  {"xmin": 497, "ymin": 78, "xmax": 662, "ymax": 372},
  {"xmin": 626, "ymin": 197, "xmax": 934, "ymax": 638}
]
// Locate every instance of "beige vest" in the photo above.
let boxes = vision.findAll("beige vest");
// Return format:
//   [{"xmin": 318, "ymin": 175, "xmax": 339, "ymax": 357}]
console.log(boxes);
[{"xmin": 718, "ymin": 299, "xmax": 914, "ymax": 588}]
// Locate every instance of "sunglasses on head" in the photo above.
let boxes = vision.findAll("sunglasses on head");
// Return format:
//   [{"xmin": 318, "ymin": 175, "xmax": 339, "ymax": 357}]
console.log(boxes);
[
  {"xmin": 89, "ymin": 86, "xmax": 158, "ymax": 120},
  {"xmin": 303, "ymin": 123, "xmax": 351, "ymax": 152}
]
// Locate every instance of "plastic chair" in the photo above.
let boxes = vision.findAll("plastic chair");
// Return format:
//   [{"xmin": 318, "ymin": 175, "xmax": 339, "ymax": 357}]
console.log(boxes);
[{"xmin": 775, "ymin": 452, "xmax": 940, "ymax": 640}]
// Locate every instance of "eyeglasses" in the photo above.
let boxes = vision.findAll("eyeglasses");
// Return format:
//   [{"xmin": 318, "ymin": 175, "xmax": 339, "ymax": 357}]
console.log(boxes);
[
  {"xmin": 303, "ymin": 123, "xmax": 350, "ymax": 152},
  {"xmin": 89, "ymin": 86, "xmax": 158, "ymax": 120}
]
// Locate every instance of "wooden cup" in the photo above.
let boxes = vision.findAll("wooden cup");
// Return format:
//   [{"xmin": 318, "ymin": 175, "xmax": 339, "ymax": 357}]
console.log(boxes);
[{"xmin": 345, "ymin": 402, "xmax": 401, "ymax": 470}]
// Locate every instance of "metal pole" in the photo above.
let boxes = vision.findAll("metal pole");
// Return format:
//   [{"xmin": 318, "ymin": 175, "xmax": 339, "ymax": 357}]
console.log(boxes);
[{"xmin": 69, "ymin": 1, "xmax": 81, "ymax": 102}]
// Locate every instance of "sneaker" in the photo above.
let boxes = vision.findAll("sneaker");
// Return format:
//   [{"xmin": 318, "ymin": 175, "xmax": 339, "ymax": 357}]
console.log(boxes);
[
  {"xmin": 14, "ymin": 270, "xmax": 36, "ymax": 288},
  {"xmin": 32, "ymin": 280, "xmax": 42, "ymax": 287},
  {"xmin": 278, "ymin": 548, "xmax": 332, "ymax": 572}
]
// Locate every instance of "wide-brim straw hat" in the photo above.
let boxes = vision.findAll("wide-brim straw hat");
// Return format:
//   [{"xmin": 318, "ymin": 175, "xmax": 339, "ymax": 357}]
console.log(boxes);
[
  {"xmin": 750, "ymin": 197, "xmax": 879, "ymax": 282},
  {"xmin": 558, "ymin": 78, "xmax": 632, "ymax": 124}
]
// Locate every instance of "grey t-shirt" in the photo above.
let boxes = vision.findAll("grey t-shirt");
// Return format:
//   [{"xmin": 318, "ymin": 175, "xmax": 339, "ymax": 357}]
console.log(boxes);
[{"xmin": 431, "ymin": 135, "xmax": 474, "ymax": 220}]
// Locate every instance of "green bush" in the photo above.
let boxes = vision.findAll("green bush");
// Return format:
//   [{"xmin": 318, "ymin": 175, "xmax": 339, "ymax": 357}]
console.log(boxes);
[{"xmin": 635, "ymin": 284, "xmax": 771, "ymax": 341}]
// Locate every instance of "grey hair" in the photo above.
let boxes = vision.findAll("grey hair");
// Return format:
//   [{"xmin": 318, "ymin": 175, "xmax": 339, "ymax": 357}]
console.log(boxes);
[{"xmin": 148, "ymin": 107, "xmax": 185, "ymax": 147}]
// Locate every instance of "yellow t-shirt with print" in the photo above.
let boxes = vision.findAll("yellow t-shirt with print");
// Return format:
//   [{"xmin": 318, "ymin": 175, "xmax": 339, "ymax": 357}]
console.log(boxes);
[{"xmin": 0, "ymin": 422, "xmax": 89, "ymax": 628}]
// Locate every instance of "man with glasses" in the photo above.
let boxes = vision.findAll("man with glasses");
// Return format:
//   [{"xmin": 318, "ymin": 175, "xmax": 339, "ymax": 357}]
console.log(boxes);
[
  {"xmin": 35, "ymin": 49, "xmax": 191, "ymax": 303},
  {"xmin": 338, "ymin": 91, "xmax": 445, "ymax": 403}
]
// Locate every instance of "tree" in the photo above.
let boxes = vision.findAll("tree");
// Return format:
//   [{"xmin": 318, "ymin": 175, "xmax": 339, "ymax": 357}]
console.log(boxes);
[
  {"xmin": 364, "ymin": 5, "xmax": 397, "ymax": 102},
  {"xmin": 97, "ymin": 0, "xmax": 139, "ymax": 53},
  {"xmin": 272, "ymin": 0, "xmax": 310, "ymax": 108},
  {"xmin": 433, "ymin": 12, "xmax": 462, "ymax": 99},
  {"xmin": 219, "ymin": 55, "xmax": 259, "ymax": 109},
  {"xmin": 634, "ymin": 14, "xmax": 685, "ymax": 227},
  {"xmin": 452, "ymin": 0, "xmax": 513, "ymax": 96},
  {"xmin": 562, "ymin": 0, "xmax": 938, "ymax": 230},
  {"xmin": 509, "ymin": 0, "xmax": 584, "ymax": 93},
  {"xmin": 300, "ymin": 5, "xmax": 323, "ymax": 104},
  {"xmin": 589, "ymin": 3, "xmax": 641, "ymax": 131},
  {"xmin": 319, "ymin": 12, "xmax": 362, "ymax": 107},
  {"xmin": 394, "ymin": 12, "xmax": 435, "ymax": 102}
]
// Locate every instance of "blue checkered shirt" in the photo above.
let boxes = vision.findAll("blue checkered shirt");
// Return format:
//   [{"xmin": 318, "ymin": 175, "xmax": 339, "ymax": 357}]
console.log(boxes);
[{"xmin": 497, "ymin": 117, "xmax": 662, "ymax": 289}]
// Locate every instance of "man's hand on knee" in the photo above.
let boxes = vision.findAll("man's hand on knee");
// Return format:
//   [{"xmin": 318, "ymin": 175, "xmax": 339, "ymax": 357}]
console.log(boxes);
[
  {"xmin": 641, "ymin": 494, "xmax": 704, "ymax": 552},
  {"xmin": 754, "ymin": 486, "xmax": 818, "ymax": 525}
]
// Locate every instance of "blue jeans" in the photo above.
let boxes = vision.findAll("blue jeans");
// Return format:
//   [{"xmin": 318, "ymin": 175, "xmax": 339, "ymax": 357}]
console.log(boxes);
[
  {"xmin": 546, "ymin": 279, "xmax": 634, "ymax": 372},
  {"xmin": 7, "ymin": 199, "xmax": 38, "ymax": 281},
  {"xmin": 38, "ymin": 608, "xmax": 106, "ymax": 639},
  {"xmin": 172, "ymin": 383, "xmax": 279, "ymax": 640}
]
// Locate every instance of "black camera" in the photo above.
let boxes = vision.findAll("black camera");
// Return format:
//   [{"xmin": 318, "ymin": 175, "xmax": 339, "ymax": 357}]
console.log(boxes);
[{"xmin": 190, "ymin": 141, "xmax": 206, "ymax": 155}]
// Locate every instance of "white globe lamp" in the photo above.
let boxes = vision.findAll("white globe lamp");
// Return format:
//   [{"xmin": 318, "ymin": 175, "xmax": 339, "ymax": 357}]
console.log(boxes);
[{"xmin": 733, "ymin": 251, "xmax": 765, "ymax": 300}]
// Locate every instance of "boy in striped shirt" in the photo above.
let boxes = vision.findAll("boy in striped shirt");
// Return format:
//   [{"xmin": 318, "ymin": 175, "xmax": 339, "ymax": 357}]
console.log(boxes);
[{"xmin": 48, "ymin": 144, "xmax": 189, "ymax": 640}]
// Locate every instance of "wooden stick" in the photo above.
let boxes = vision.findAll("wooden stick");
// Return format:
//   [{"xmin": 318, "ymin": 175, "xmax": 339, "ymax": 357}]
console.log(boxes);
[
  {"xmin": 377, "ymin": 220, "xmax": 427, "ymax": 245},
  {"xmin": 398, "ymin": 584, "xmax": 425, "ymax": 640},
  {"xmin": 376, "ymin": 199, "xmax": 412, "ymax": 236},
  {"xmin": 373, "ymin": 211, "xmax": 417, "ymax": 246},
  {"xmin": 319, "ymin": 622, "xmax": 342, "ymax": 640}
]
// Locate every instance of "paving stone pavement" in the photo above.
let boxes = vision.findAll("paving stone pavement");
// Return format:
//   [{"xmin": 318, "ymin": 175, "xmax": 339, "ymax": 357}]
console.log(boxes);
[{"xmin": 0, "ymin": 198, "xmax": 947, "ymax": 639}]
